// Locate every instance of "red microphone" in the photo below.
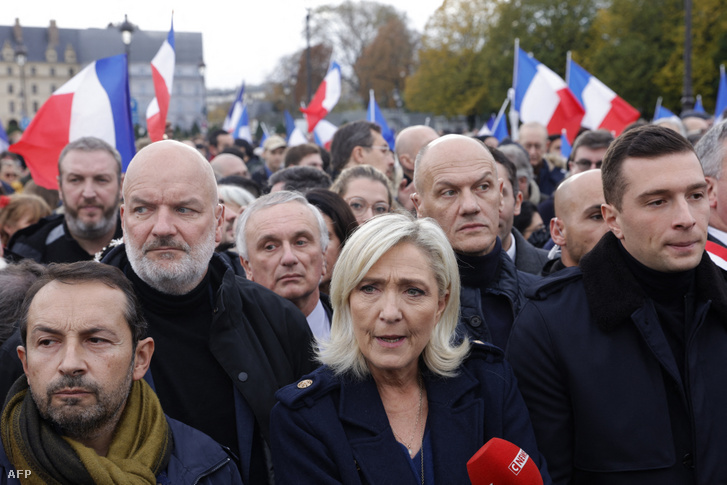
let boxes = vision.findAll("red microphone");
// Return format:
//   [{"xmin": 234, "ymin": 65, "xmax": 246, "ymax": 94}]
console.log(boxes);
[{"xmin": 467, "ymin": 437, "xmax": 544, "ymax": 485}]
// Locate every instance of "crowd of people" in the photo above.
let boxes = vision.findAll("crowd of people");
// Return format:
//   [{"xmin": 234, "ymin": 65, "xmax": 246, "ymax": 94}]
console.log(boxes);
[{"xmin": 0, "ymin": 106, "xmax": 726, "ymax": 484}]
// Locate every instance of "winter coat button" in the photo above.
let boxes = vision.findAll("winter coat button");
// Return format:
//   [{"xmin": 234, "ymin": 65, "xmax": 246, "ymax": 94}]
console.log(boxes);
[
  {"xmin": 469, "ymin": 315, "xmax": 482, "ymax": 327},
  {"xmin": 238, "ymin": 372, "xmax": 248, "ymax": 382},
  {"xmin": 297, "ymin": 379, "xmax": 313, "ymax": 389}
]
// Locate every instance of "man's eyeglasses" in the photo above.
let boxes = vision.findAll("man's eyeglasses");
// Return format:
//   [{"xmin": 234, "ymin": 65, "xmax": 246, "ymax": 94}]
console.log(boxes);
[
  {"xmin": 345, "ymin": 197, "xmax": 390, "ymax": 216},
  {"xmin": 573, "ymin": 159, "xmax": 602, "ymax": 170},
  {"xmin": 367, "ymin": 145, "xmax": 392, "ymax": 155}
]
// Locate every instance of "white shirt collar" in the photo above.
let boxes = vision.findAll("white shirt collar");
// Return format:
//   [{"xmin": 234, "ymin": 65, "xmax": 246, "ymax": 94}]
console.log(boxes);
[{"xmin": 306, "ymin": 298, "xmax": 330, "ymax": 341}]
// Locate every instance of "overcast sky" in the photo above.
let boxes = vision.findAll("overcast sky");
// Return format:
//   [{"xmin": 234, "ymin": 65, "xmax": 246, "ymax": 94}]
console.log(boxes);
[{"xmin": 7, "ymin": 0, "xmax": 444, "ymax": 90}]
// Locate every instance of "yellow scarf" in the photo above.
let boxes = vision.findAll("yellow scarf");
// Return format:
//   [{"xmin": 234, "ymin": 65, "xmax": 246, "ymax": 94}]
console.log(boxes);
[{"xmin": 1, "ymin": 377, "xmax": 172, "ymax": 485}]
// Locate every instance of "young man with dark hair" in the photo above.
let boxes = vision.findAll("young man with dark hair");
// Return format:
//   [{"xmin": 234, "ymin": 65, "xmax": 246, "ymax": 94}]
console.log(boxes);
[{"xmin": 508, "ymin": 125, "xmax": 727, "ymax": 484}]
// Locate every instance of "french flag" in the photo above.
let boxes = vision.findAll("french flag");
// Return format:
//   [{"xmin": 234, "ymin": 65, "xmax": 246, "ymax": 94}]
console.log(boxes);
[
  {"xmin": 233, "ymin": 103, "xmax": 252, "ymax": 143},
  {"xmin": 560, "ymin": 129, "xmax": 572, "ymax": 159},
  {"xmin": 285, "ymin": 110, "xmax": 308, "ymax": 146},
  {"xmin": 0, "ymin": 120, "xmax": 8, "ymax": 152},
  {"xmin": 223, "ymin": 82, "xmax": 245, "ymax": 133},
  {"xmin": 146, "ymin": 19, "xmax": 175, "ymax": 142},
  {"xmin": 653, "ymin": 97, "xmax": 679, "ymax": 122},
  {"xmin": 566, "ymin": 56, "xmax": 639, "ymax": 136},
  {"xmin": 301, "ymin": 61, "xmax": 341, "ymax": 133},
  {"xmin": 513, "ymin": 46, "xmax": 584, "ymax": 143},
  {"xmin": 9, "ymin": 54, "xmax": 135, "ymax": 190},
  {"xmin": 313, "ymin": 119, "xmax": 337, "ymax": 151},
  {"xmin": 367, "ymin": 90, "xmax": 395, "ymax": 149}
]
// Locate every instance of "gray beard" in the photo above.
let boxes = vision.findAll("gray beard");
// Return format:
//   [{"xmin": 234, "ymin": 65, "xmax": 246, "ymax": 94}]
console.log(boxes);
[
  {"xmin": 65, "ymin": 209, "xmax": 118, "ymax": 240},
  {"xmin": 125, "ymin": 230, "xmax": 216, "ymax": 295}
]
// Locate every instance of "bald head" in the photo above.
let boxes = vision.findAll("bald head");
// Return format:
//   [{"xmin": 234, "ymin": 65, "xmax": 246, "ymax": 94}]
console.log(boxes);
[
  {"xmin": 551, "ymin": 169, "xmax": 608, "ymax": 267},
  {"xmin": 210, "ymin": 153, "xmax": 249, "ymax": 180},
  {"xmin": 395, "ymin": 125, "xmax": 439, "ymax": 175},
  {"xmin": 124, "ymin": 140, "xmax": 218, "ymax": 206},
  {"xmin": 412, "ymin": 135, "xmax": 504, "ymax": 256},
  {"xmin": 121, "ymin": 140, "xmax": 223, "ymax": 294}
]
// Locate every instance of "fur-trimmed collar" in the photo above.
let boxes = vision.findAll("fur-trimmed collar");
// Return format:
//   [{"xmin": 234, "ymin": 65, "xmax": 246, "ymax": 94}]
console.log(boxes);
[{"xmin": 580, "ymin": 232, "xmax": 727, "ymax": 332}]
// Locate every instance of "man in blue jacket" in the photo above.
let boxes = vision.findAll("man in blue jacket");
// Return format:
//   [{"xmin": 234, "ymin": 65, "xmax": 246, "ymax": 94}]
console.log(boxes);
[
  {"xmin": 0, "ymin": 262, "xmax": 241, "ymax": 484},
  {"xmin": 412, "ymin": 135, "xmax": 539, "ymax": 349},
  {"xmin": 508, "ymin": 125, "xmax": 727, "ymax": 484}
]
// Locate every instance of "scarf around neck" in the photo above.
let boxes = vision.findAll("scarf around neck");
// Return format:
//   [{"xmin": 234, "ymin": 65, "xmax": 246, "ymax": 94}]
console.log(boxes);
[{"xmin": 1, "ymin": 376, "xmax": 172, "ymax": 485}]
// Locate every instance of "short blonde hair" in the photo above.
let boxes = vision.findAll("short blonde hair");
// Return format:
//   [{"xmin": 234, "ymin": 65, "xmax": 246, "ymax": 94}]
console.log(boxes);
[{"xmin": 317, "ymin": 213, "xmax": 469, "ymax": 379}]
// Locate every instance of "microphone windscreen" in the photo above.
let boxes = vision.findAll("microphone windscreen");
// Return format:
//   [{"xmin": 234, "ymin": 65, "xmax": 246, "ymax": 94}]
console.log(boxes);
[{"xmin": 466, "ymin": 437, "xmax": 544, "ymax": 485}]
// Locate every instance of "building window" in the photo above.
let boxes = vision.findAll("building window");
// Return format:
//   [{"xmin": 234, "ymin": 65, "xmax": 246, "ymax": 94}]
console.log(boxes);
[
  {"xmin": 50, "ymin": 84, "xmax": 56, "ymax": 93},
  {"xmin": 68, "ymin": 68, "xmax": 74, "ymax": 76},
  {"xmin": 33, "ymin": 101, "xmax": 39, "ymax": 113},
  {"xmin": 31, "ymin": 84, "xmax": 37, "ymax": 95},
  {"xmin": 30, "ymin": 66, "xmax": 36, "ymax": 76},
  {"xmin": 6, "ymin": 66, "xmax": 12, "ymax": 76},
  {"xmin": 9, "ymin": 101, "xmax": 14, "ymax": 114},
  {"xmin": 7, "ymin": 84, "xmax": 13, "ymax": 94},
  {"xmin": 50, "ymin": 67, "xmax": 56, "ymax": 77}
]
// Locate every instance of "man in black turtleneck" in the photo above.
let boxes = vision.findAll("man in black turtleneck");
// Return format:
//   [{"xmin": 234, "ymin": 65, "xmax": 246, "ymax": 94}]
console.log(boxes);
[
  {"xmin": 411, "ymin": 135, "xmax": 539, "ymax": 349},
  {"xmin": 104, "ymin": 140, "xmax": 316, "ymax": 485},
  {"xmin": 507, "ymin": 125, "xmax": 727, "ymax": 484}
]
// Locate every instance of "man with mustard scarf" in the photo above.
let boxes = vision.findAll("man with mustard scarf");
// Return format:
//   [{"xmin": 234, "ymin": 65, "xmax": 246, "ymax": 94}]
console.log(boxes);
[{"xmin": 0, "ymin": 262, "xmax": 241, "ymax": 484}]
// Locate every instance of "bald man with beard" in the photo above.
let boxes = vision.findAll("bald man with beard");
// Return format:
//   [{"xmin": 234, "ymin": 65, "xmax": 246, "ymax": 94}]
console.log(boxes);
[
  {"xmin": 101, "ymin": 140, "xmax": 315, "ymax": 484},
  {"xmin": 542, "ymin": 170, "xmax": 609, "ymax": 275}
]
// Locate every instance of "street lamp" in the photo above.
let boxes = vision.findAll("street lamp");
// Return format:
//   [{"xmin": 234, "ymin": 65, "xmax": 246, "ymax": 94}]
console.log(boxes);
[
  {"xmin": 14, "ymin": 43, "xmax": 28, "ymax": 126},
  {"xmin": 198, "ymin": 59, "xmax": 207, "ymax": 135},
  {"xmin": 119, "ymin": 15, "xmax": 135, "ymax": 84}
]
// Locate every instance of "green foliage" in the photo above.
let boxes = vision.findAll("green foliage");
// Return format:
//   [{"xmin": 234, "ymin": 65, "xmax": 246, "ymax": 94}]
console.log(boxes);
[{"xmin": 405, "ymin": 0, "xmax": 727, "ymax": 119}]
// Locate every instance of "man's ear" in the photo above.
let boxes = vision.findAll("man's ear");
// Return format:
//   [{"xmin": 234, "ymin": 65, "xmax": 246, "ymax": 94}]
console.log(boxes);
[
  {"xmin": 706, "ymin": 176, "xmax": 719, "ymax": 209},
  {"xmin": 240, "ymin": 257, "xmax": 254, "ymax": 281},
  {"xmin": 17, "ymin": 346, "xmax": 28, "ymax": 375},
  {"xmin": 132, "ymin": 338, "xmax": 155, "ymax": 380},
  {"xmin": 601, "ymin": 203, "xmax": 623, "ymax": 240},
  {"xmin": 550, "ymin": 217, "xmax": 566, "ymax": 246},
  {"xmin": 514, "ymin": 191, "xmax": 523, "ymax": 217},
  {"xmin": 214, "ymin": 204, "xmax": 224, "ymax": 245},
  {"xmin": 411, "ymin": 192, "xmax": 422, "ymax": 217},
  {"xmin": 350, "ymin": 146, "xmax": 366, "ymax": 164}
]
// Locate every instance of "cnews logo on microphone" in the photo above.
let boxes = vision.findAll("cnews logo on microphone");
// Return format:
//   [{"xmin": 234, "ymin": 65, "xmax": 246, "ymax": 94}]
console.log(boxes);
[{"xmin": 509, "ymin": 448, "xmax": 530, "ymax": 475}]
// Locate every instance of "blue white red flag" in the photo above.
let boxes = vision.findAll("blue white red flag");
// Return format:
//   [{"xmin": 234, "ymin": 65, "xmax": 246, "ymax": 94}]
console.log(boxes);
[
  {"xmin": 146, "ymin": 18, "xmax": 175, "ymax": 142},
  {"xmin": 233, "ymin": 103, "xmax": 252, "ymax": 143},
  {"xmin": 301, "ymin": 61, "xmax": 341, "ymax": 133},
  {"xmin": 716, "ymin": 65, "xmax": 727, "ymax": 122},
  {"xmin": 9, "ymin": 54, "xmax": 135, "ymax": 190},
  {"xmin": 653, "ymin": 97, "xmax": 679, "ymax": 122},
  {"xmin": 560, "ymin": 129, "xmax": 572, "ymax": 159},
  {"xmin": 367, "ymin": 90, "xmax": 395, "ymax": 149},
  {"xmin": 313, "ymin": 119, "xmax": 337, "ymax": 150},
  {"xmin": 260, "ymin": 122, "xmax": 270, "ymax": 145},
  {"xmin": 566, "ymin": 57, "xmax": 639, "ymax": 136},
  {"xmin": 223, "ymin": 82, "xmax": 245, "ymax": 133},
  {"xmin": 0, "ymin": 120, "xmax": 8, "ymax": 152},
  {"xmin": 285, "ymin": 110, "xmax": 307, "ymax": 146},
  {"xmin": 513, "ymin": 46, "xmax": 584, "ymax": 143}
]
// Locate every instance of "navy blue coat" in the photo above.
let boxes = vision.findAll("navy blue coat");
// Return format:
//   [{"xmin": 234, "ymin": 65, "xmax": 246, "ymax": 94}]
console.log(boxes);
[
  {"xmin": 0, "ymin": 416, "xmax": 242, "ymax": 485},
  {"xmin": 457, "ymin": 247, "xmax": 540, "ymax": 346},
  {"xmin": 507, "ymin": 232, "xmax": 727, "ymax": 484},
  {"xmin": 270, "ymin": 342, "xmax": 551, "ymax": 484}
]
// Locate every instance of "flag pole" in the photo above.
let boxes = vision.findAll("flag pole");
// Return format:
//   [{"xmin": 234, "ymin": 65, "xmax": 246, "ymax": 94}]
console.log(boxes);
[
  {"xmin": 369, "ymin": 89, "xmax": 375, "ymax": 121},
  {"xmin": 510, "ymin": 39, "xmax": 520, "ymax": 141},
  {"xmin": 654, "ymin": 96, "xmax": 663, "ymax": 121},
  {"xmin": 566, "ymin": 51, "xmax": 572, "ymax": 85}
]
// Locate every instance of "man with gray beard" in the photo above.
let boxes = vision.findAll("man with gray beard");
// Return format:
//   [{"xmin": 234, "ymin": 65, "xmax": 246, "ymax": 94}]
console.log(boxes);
[
  {"xmin": 100, "ymin": 140, "xmax": 316, "ymax": 484},
  {"xmin": 6, "ymin": 137, "xmax": 123, "ymax": 264}
]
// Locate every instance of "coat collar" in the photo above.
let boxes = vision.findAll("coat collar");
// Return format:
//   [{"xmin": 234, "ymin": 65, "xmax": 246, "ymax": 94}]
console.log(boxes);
[
  {"xmin": 338, "ymin": 366, "xmax": 481, "ymax": 483},
  {"xmin": 580, "ymin": 232, "xmax": 727, "ymax": 331}
]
